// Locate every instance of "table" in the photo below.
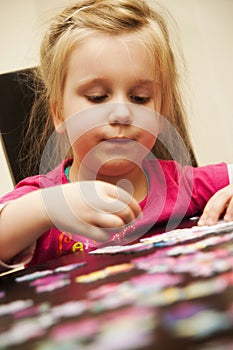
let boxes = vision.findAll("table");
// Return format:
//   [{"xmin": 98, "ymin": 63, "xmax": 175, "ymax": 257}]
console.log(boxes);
[{"xmin": 0, "ymin": 218, "xmax": 233, "ymax": 350}]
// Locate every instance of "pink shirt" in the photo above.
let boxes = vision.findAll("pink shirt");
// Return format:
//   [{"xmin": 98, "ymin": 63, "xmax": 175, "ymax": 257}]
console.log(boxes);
[{"xmin": 0, "ymin": 159, "xmax": 229, "ymax": 269}]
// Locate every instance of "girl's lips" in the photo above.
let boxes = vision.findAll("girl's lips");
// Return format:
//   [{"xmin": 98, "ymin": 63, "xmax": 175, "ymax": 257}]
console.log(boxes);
[
  {"xmin": 105, "ymin": 138, "xmax": 132, "ymax": 143},
  {"xmin": 101, "ymin": 138, "xmax": 135, "ymax": 150}
]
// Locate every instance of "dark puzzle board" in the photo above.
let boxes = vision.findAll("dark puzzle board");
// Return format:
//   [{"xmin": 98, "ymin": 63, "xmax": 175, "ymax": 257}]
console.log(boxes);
[{"xmin": 1, "ymin": 219, "xmax": 233, "ymax": 350}]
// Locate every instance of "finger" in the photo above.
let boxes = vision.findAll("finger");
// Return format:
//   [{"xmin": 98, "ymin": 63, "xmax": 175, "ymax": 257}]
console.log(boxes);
[
  {"xmin": 104, "ymin": 200, "xmax": 140, "ymax": 224},
  {"xmin": 91, "ymin": 212, "xmax": 125, "ymax": 228},
  {"xmin": 198, "ymin": 198, "xmax": 223, "ymax": 226},
  {"xmin": 111, "ymin": 203, "xmax": 139, "ymax": 224},
  {"xmin": 198, "ymin": 186, "xmax": 233, "ymax": 226},
  {"xmin": 98, "ymin": 201, "xmax": 139, "ymax": 225},
  {"xmin": 79, "ymin": 181, "xmax": 142, "ymax": 219},
  {"xmin": 107, "ymin": 185, "xmax": 142, "ymax": 218},
  {"xmin": 224, "ymin": 197, "xmax": 233, "ymax": 222},
  {"xmin": 127, "ymin": 195, "xmax": 142, "ymax": 218}
]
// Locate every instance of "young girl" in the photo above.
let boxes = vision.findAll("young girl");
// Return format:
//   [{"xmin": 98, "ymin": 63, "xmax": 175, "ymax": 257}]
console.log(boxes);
[{"xmin": 0, "ymin": 0, "xmax": 233, "ymax": 272}]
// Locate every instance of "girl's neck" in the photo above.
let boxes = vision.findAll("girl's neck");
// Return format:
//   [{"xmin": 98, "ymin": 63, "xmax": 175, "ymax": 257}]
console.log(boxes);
[{"xmin": 69, "ymin": 160, "xmax": 148, "ymax": 202}]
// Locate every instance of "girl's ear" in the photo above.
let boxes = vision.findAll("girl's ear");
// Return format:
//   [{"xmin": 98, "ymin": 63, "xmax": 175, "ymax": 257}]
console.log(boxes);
[{"xmin": 51, "ymin": 103, "xmax": 66, "ymax": 134}]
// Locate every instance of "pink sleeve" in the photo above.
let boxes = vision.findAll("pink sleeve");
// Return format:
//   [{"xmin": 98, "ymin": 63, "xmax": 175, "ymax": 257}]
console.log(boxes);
[
  {"xmin": 187, "ymin": 162, "xmax": 229, "ymax": 213},
  {"xmin": 0, "ymin": 177, "xmax": 41, "ymax": 205}
]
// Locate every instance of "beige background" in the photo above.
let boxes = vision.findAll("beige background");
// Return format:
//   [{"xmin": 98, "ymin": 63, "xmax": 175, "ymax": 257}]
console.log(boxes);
[{"xmin": 0, "ymin": 0, "xmax": 233, "ymax": 196}]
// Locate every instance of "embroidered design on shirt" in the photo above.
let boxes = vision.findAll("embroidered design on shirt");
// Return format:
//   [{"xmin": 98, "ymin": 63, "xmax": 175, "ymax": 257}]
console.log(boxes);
[{"xmin": 57, "ymin": 232, "xmax": 84, "ymax": 255}]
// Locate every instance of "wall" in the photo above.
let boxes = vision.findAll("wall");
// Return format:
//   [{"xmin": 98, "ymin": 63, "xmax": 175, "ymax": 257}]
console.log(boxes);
[
  {"xmin": 0, "ymin": 0, "xmax": 233, "ymax": 195},
  {"xmin": 0, "ymin": 0, "xmax": 67, "ymax": 196},
  {"xmin": 0, "ymin": 0, "xmax": 68, "ymax": 74},
  {"xmin": 160, "ymin": 0, "xmax": 233, "ymax": 166}
]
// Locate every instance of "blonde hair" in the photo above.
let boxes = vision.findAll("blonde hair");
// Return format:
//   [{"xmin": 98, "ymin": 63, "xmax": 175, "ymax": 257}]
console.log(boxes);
[{"xmin": 22, "ymin": 0, "xmax": 197, "ymax": 177}]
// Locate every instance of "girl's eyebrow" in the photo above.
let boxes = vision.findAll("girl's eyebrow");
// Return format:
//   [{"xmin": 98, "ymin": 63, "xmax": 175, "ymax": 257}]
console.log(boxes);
[
  {"xmin": 132, "ymin": 79, "xmax": 154, "ymax": 88},
  {"xmin": 77, "ymin": 77, "xmax": 154, "ymax": 89},
  {"xmin": 77, "ymin": 77, "xmax": 108, "ymax": 88}
]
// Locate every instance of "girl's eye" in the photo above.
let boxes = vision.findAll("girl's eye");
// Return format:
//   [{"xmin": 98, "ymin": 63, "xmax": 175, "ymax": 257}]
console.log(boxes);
[
  {"xmin": 86, "ymin": 95, "xmax": 108, "ymax": 103},
  {"xmin": 130, "ymin": 95, "xmax": 150, "ymax": 104}
]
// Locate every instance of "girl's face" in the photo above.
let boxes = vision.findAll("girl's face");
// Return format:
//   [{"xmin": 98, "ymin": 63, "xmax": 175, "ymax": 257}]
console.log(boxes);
[{"xmin": 53, "ymin": 33, "xmax": 161, "ymax": 179}]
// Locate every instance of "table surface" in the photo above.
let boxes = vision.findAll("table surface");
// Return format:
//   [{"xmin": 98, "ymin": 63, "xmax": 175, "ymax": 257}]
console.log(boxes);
[{"xmin": 0, "ymin": 218, "xmax": 233, "ymax": 350}]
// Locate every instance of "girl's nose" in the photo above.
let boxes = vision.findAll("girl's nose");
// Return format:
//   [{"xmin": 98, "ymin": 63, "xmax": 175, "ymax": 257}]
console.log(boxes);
[{"xmin": 108, "ymin": 103, "xmax": 133, "ymax": 125}]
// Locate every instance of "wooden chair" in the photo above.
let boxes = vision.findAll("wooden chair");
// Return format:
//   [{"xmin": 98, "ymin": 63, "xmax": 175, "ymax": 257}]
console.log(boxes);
[{"xmin": 0, "ymin": 68, "xmax": 36, "ymax": 184}]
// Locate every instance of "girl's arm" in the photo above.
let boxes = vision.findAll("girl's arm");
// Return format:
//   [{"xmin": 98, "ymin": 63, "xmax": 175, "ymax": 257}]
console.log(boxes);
[
  {"xmin": 0, "ymin": 190, "xmax": 52, "ymax": 263},
  {"xmin": 0, "ymin": 181, "xmax": 141, "ymax": 263}
]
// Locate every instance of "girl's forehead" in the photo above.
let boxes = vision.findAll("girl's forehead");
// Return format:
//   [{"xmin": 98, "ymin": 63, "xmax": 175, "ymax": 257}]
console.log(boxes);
[
  {"xmin": 71, "ymin": 32, "xmax": 148, "ymax": 52},
  {"xmin": 68, "ymin": 32, "xmax": 154, "ymax": 69}
]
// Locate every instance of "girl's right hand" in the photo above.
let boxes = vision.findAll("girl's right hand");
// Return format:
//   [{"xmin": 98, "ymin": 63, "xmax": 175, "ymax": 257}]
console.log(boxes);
[{"xmin": 42, "ymin": 181, "xmax": 142, "ymax": 242}]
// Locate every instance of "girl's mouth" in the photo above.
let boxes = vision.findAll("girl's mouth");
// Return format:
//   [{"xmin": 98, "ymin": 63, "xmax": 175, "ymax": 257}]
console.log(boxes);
[
  {"xmin": 105, "ymin": 138, "xmax": 132, "ymax": 143},
  {"xmin": 101, "ymin": 138, "xmax": 135, "ymax": 151}
]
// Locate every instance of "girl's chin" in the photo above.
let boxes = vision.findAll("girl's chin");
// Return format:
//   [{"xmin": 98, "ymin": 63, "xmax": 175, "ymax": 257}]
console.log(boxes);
[
  {"xmin": 80, "ymin": 158, "xmax": 141, "ymax": 178},
  {"xmin": 101, "ymin": 159, "xmax": 142, "ymax": 176}
]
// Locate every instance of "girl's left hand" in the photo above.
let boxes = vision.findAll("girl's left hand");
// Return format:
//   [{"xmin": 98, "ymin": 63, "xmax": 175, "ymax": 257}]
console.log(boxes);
[{"xmin": 198, "ymin": 184, "xmax": 233, "ymax": 226}]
